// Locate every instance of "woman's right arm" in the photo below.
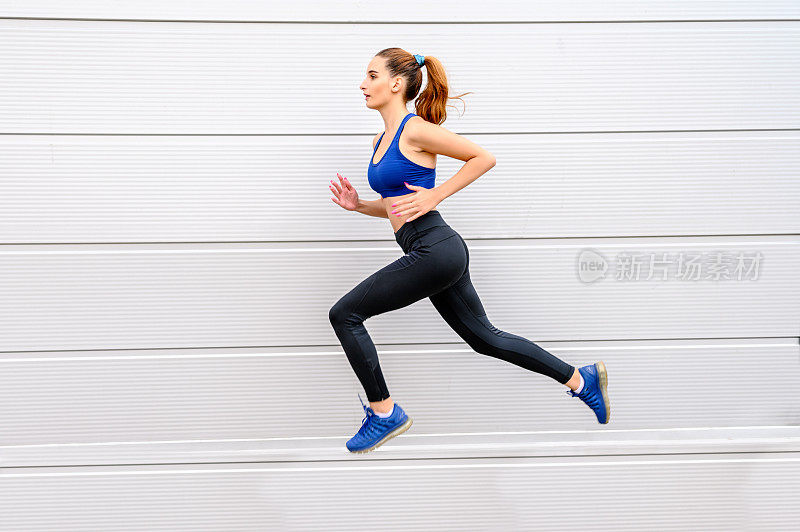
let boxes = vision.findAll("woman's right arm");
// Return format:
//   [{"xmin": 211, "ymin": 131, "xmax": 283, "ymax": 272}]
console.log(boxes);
[
  {"xmin": 330, "ymin": 133, "xmax": 389, "ymax": 217},
  {"xmin": 331, "ymin": 173, "xmax": 387, "ymax": 218},
  {"xmin": 355, "ymin": 198, "xmax": 389, "ymax": 218}
]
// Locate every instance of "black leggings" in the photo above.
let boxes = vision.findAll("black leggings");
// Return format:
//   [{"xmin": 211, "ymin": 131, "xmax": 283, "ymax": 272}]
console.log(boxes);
[{"xmin": 329, "ymin": 210, "xmax": 575, "ymax": 402}]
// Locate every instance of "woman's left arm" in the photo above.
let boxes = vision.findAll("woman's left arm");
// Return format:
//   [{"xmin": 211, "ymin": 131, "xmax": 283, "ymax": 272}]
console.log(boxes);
[
  {"xmin": 391, "ymin": 120, "xmax": 496, "ymax": 221},
  {"xmin": 414, "ymin": 119, "xmax": 496, "ymax": 201}
]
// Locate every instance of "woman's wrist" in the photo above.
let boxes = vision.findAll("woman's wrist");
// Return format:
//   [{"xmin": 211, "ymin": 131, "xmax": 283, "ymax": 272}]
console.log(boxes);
[
  {"xmin": 355, "ymin": 198, "xmax": 369, "ymax": 213},
  {"xmin": 433, "ymin": 186, "xmax": 449, "ymax": 202}
]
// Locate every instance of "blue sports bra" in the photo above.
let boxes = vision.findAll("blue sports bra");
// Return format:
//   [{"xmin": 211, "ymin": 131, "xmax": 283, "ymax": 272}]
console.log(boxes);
[{"xmin": 367, "ymin": 112, "xmax": 436, "ymax": 198}]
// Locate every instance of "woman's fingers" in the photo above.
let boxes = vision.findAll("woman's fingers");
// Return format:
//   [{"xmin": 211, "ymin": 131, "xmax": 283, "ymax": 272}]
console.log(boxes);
[
  {"xmin": 390, "ymin": 197, "xmax": 410, "ymax": 208},
  {"xmin": 337, "ymin": 173, "xmax": 353, "ymax": 191},
  {"xmin": 392, "ymin": 205, "xmax": 417, "ymax": 217}
]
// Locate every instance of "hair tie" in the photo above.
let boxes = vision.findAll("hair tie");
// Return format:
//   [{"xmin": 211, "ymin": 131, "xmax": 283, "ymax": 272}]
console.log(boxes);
[{"xmin": 413, "ymin": 54, "xmax": 425, "ymax": 67}]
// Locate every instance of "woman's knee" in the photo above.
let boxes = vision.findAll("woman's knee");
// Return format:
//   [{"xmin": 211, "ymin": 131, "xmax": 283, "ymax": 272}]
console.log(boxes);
[
  {"xmin": 328, "ymin": 299, "xmax": 352, "ymax": 330},
  {"xmin": 329, "ymin": 289, "xmax": 369, "ymax": 331},
  {"xmin": 467, "ymin": 336, "xmax": 493, "ymax": 356},
  {"xmin": 330, "ymin": 273, "xmax": 382, "ymax": 329},
  {"xmin": 462, "ymin": 315, "xmax": 500, "ymax": 355}
]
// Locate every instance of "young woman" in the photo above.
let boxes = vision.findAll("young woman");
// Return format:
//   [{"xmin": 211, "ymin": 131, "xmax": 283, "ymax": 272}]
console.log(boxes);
[{"xmin": 328, "ymin": 48, "xmax": 611, "ymax": 454}]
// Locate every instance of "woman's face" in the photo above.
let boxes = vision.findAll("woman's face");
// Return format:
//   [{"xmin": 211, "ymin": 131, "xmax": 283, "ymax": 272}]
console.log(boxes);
[{"xmin": 360, "ymin": 56, "xmax": 399, "ymax": 109}]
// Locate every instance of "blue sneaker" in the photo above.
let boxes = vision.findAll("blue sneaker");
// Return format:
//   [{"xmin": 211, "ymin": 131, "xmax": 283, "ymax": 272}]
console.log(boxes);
[
  {"xmin": 346, "ymin": 394, "xmax": 413, "ymax": 453},
  {"xmin": 566, "ymin": 361, "xmax": 611, "ymax": 424}
]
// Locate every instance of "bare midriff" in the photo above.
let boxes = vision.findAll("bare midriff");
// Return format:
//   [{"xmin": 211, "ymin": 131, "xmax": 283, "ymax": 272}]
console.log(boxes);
[{"xmin": 383, "ymin": 192, "xmax": 419, "ymax": 233}]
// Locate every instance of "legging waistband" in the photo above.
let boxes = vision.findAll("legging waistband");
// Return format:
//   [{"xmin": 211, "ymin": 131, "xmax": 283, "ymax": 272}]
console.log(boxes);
[{"xmin": 394, "ymin": 210, "xmax": 450, "ymax": 248}]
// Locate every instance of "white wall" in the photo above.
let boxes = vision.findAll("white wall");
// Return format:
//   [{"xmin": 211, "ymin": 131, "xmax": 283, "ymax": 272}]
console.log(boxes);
[{"xmin": 1, "ymin": 2, "xmax": 799, "ymax": 530}]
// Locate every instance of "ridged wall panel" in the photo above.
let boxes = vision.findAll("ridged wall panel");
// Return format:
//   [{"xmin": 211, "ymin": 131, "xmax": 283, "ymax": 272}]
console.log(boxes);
[
  {"xmin": 1, "ymin": 6, "xmax": 798, "ymax": 530},
  {"xmin": 1, "ymin": 20, "xmax": 799, "ymax": 133},
  {"xmin": 1, "ymin": 132, "xmax": 799, "ymax": 243}
]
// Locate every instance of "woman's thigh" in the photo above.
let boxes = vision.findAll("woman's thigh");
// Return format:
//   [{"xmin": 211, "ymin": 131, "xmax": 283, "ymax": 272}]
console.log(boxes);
[
  {"xmin": 428, "ymin": 270, "xmax": 490, "ymax": 341},
  {"xmin": 427, "ymin": 234, "xmax": 491, "ymax": 344},
  {"xmin": 334, "ymin": 231, "xmax": 467, "ymax": 322}
]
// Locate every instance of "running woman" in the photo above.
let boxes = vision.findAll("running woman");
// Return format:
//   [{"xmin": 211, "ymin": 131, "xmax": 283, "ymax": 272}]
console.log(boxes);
[{"xmin": 328, "ymin": 48, "xmax": 610, "ymax": 454}]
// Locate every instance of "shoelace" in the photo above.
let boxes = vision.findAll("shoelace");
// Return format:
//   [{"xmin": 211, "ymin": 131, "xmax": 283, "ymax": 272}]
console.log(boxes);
[
  {"xmin": 566, "ymin": 380, "xmax": 601, "ymax": 409},
  {"xmin": 356, "ymin": 393, "xmax": 380, "ymax": 438}
]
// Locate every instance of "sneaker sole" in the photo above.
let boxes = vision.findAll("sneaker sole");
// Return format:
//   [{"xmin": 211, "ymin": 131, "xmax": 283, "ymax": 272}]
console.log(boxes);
[
  {"xmin": 595, "ymin": 361, "xmax": 611, "ymax": 424},
  {"xmin": 349, "ymin": 417, "xmax": 414, "ymax": 454}
]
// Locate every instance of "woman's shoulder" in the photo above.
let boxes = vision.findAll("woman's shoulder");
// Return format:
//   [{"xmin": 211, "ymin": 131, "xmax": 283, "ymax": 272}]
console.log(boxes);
[
  {"xmin": 405, "ymin": 114, "xmax": 441, "ymax": 134},
  {"xmin": 371, "ymin": 131, "xmax": 383, "ymax": 149}
]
